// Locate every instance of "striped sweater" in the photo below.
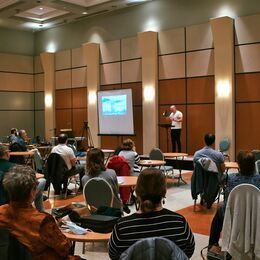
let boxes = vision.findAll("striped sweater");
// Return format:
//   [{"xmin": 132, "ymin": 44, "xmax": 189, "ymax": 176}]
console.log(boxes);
[{"xmin": 109, "ymin": 208, "xmax": 195, "ymax": 259}]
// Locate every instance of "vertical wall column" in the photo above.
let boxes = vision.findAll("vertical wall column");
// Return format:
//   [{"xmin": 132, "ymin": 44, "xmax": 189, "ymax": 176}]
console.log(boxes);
[
  {"xmin": 82, "ymin": 42, "xmax": 100, "ymax": 148},
  {"xmin": 210, "ymin": 17, "xmax": 235, "ymax": 160},
  {"xmin": 138, "ymin": 31, "xmax": 158, "ymax": 154},
  {"xmin": 40, "ymin": 52, "xmax": 55, "ymax": 141}
]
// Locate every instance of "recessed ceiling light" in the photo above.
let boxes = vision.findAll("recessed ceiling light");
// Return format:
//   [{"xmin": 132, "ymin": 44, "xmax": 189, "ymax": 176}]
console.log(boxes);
[
  {"xmin": 82, "ymin": 11, "xmax": 88, "ymax": 15},
  {"xmin": 39, "ymin": 7, "xmax": 43, "ymax": 10}
]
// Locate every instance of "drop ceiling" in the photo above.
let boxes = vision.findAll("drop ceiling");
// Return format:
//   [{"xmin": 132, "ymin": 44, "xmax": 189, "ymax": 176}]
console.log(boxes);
[{"xmin": 0, "ymin": 0, "xmax": 153, "ymax": 31}]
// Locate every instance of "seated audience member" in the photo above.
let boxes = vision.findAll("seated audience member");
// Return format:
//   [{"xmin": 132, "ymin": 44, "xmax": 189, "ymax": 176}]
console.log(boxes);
[
  {"xmin": 208, "ymin": 151, "xmax": 260, "ymax": 255},
  {"xmin": 109, "ymin": 168, "xmax": 195, "ymax": 259},
  {"xmin": 107, "ymin": 155, "xmax": 131, "ymax": 213},
  {"xmin": 193, "ymin": 133, "xmax": 225, "ymax": 174},
  {"xmin": 119, "ymin": 139, "xmax": 140, "ymax": 176},
  {"xmin": 0, "ymin": 165, "xmax": 80, "ymax": 259},
  {"xmin": 51, "ymin": 134, "xmax": 85, "ymax": 193},
  {"xmin": 82, "ymin": 148, "xmax": 122, "ymax": 209},
  {"xmin": 9, "ymin": 129, "xmax": 29, "ymax": 164},
  {"xmin": 9, "ymin": 128, "xmax": 18, "ymax": 144},
  {"xmin": 0, "ymin": 145, "xmax": 45, "ymax": 212}
]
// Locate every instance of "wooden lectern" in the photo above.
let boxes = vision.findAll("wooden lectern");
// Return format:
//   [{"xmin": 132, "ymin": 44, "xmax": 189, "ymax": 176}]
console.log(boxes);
[{"xmin": 158, "ymin": 123, "xmax": 172, "ymax": 152}]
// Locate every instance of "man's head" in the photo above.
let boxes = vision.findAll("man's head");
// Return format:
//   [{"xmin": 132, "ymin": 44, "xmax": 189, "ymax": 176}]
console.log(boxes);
[
  {"xmin": 10, "ymin": 128, "xmax": 17, "ymax": 135},
  {"xmin": 18, "ymin": 129, "xmax": 27, "ymax": 140},
  {"xmin": 3, "ymin": 165, "xmax": 37, "ymax": 203},
  {"xmin": 58, "ymin": 134, "xmax": 68, "ymax": 144},
  {"xmin": 204, "ymin": 133, "xmax": 215, "ymax": 146},
  {"xmin": 237, "ymin": 151, "xmax": 255, "ymax": 176},
  {"xmin": 0, "ymin": 145, "xmax": 10, "ymax": 160},
  {"xmin": 170, "ymin": 105, "xmax": 176, "ymax": 113}
]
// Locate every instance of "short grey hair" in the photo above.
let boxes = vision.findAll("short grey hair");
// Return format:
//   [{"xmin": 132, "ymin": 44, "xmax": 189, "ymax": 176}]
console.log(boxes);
[
  {"xmin": 0, "ymin": 145, "xmax": 8, "ymax": 158},
  {"xmin": 3, "ymin": 165, "xmax": 37, "ymax": 202}
]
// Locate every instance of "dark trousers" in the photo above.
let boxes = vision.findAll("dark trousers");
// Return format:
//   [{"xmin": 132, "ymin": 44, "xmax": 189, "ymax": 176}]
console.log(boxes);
[
  {"xmin": 171, "ymin": 128, "xmax": 182, "ymax": 152},
  {"xmin": 208, "ymin": 204, "xmax": 225, "ymax": 246},
  {"xmin": 63, "ymin": 164, "xmax": 85, "ymax": 191}
]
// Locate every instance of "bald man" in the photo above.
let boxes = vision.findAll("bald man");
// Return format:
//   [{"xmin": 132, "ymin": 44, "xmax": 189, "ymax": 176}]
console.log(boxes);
[{"xmin": 168, "ymin": 105, "xmax": 183, "ymax": 152}]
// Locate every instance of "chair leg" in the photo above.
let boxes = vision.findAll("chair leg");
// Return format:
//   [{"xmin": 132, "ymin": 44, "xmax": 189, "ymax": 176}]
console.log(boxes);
[
  {"xmin": 193, "ymin": 199, "xmax": 196, "ymax": 212},
  {"xmin": 82, "ymin": 242, "xmax": 85, "ymax": 254}
]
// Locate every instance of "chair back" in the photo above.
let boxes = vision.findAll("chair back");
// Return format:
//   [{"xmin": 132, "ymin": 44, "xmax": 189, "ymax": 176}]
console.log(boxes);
[
  {"xmin": 149, "ymin": 148, "xmax": 164, "ymax": 160},
  {"xmin": 0, "ymin": 228, "xmax": 32, "ymax": 260},
  {"xmin": 46, "ymin": 153, "xmax": 68, "ymax": 193},
  {"xmin": 252, "ymin": 150, "xmax": 260, "ymax": 161},
  {"xmin": 222, "ymin": 184, "xmax": 260, "ymax": 259},
  {"xmin": 83, "ymin": 177, "xmax": 114, "ymax": 209},
  {"xmin": 33, "ymin": 150, "xmax": 43, "ymax": 172},
  {"xmin": 255, "ymin": 160, "xmax": 260, "ymax": 174},
  {"xmin": 120, "ymin": 237, "xmax": 188, "ymax": 260}
]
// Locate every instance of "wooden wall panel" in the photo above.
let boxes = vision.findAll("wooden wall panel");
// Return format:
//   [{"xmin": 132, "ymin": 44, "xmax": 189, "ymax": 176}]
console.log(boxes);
[
  {"xmin": 187, "ymin": 76, "xmax": 214, "ymax": 103},
  {"xmin": 72, "ymin": 108, "xmax": 88, "ymax": 137},
  {"xmin": 121, "ymin": 36, "xmax": 140, "ymax": 60},
  {"xmin": 236, "ymin": 103, "xmax": 260, "ymax": 152},
  {"xmin": 100, "ymin": 63, "xmax": 121, "ymax": 85},
  {"xmin": 121, "ymin": 82, "xmax": 142, "ymax": 106},
  {"xmin": 235, "ymin": 44, "xmax": 260, "ymax": 73},
  {"xmin": 235, "ymin": 14, "xmax": 260, "ymax": 45},
  {"xmin": 186, "ymin": 22, "xmax": 213, "ymax": 51},
  {"xmin": 34, "ymin": 73, "xmax": 44, "ymax": 92},
  {"xmin": 100, "ymin": 40, "xmax": 120, "ymax": 63},
  {"xmin": 55, "ymin": 89, "xmax": 72, "ymax": 109},
  {"xmin": 158, "ymin": 28, "xmax": 185, "ymax": 55},
  {"xmin": 159, "ymin": 54, "xmax": 185, "ymax": 79},
  {"xmin": 187, "ymin": 49, "xmax": 214, "ymax": 77},
  {"xmin": 0, "ymin": 72, "xmax": 34, "ymax": 91},
  {"xmin": 55, "ymin": 50, "xmax": 71, "ymax": 70},
  {"xmin": 187, "ymin": 104, "xmax": 215, "ymax": 155},
  {"xmin": 72, "ymin": 87, "xmax": 87, "ymax": 108},
  {"xmin": 159, "ymin": 105, "xmax": 186, "ymax": 153},
  {"xmin": 100, "ymin": 84, "xmax": 121, "ymax": 91},
  {"xmin": 101, "ymin": 136, "xmax": 123, "ymax": 150},
  {"xmin": 56, "ymin": 109, "xmax": 72, "ymax": 134},
  {"xmin": 72, "ymin": 67, "xmax": 86, "ymax": 88},
  {"xmin": 123, "ymin": 106, "xmax": 143, "ymax": 154},
  {"xmin": 122, "ymin": 59, "xmax": 142, "ymax": 83},
  {"xmin": 236, "ymin": 73, "xmax": 260, "ymax": 102},
  {"xmin": 159, "ymin": 79, "xmax": 186, "ymax": 105},
  {"xmin": 72, "ymin": 47, "xmax": 86, "ymax": 68},
  {"xmin": 55, "ymin": 70, "xmax": 71, "ymax": 89}
]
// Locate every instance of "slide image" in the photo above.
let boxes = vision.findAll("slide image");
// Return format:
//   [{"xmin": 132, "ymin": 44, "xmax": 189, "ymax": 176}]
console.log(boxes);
[{"xmin": 102, "ymin": 95, "xmax": 127, "ymax": 116}]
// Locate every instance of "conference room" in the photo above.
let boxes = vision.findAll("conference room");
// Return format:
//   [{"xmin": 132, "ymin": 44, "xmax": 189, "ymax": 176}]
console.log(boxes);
[{"xmin": 0, "ymin": 0, "xmax": 260, "ymax": 259}]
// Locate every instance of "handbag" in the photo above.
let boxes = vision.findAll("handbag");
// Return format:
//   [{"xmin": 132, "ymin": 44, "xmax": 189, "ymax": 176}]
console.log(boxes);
[{"xmin": 69, "ymin": 206, "xmax": 121, "ymax": 233}]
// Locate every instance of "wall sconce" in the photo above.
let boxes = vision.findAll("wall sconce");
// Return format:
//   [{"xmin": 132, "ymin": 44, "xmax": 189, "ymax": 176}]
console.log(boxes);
[
  {"xmin": 45, "ymin": 94, "xmax": 53, "ymax": 107},
  {"xmin": 143, "ymin": 86, "xmax": 155, "ymax": 102},
  {"xmin": 88, "ymin": 91, "xmax": 97, "ymax": 105},
  {"xmin": 217, "ymin": 80, "xmax": 230, "ymax": 98}
]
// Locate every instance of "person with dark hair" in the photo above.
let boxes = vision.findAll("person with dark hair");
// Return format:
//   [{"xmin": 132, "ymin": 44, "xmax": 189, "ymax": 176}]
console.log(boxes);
[
  {"xmin": 118, "ymin": 139, "xmax": 140, "ymax": 176},
  {"xmin": 51, "ymin": 134, "xmax": 85, "ymax": 193},
  {"xmin": 9, "ymin": 128, "xmax": 18, "ymax": 144},
  {"xmin": 109, "ymin": 168, "xmax": 195, "ymax": 259},
  {"xmin": 194, "ymin": 133, "xmax": 225, "ymax": 173},
  {"xmin": 208, "ymin": 151, "xmax": 260, "ymax": 255},
  {"xmin": 81, "ymin": 148, "xmax": 122, "ymax": 209},
  {"xmin": 0, "ymin": 165, "xmax": 81, "ymax": 259},
  {"xmin": 0, "ymin": 144, "xmax": 46, "ymax": 211}
]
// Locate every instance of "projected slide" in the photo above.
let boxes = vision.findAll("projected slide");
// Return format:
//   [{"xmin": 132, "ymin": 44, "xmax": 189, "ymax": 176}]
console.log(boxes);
[
  {"xmin": 102, "ymin": 95, "xmax": 127, "ymax": 116},
  {"xmin": 98, "ymin": 89, "xmax": 134, "ymax": 135}
]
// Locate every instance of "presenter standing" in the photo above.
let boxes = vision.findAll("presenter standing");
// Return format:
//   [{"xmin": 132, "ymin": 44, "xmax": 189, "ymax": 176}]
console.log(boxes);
[{"xmin": 168, "ymin": 105, "xmax": 183, "ymax": 152}]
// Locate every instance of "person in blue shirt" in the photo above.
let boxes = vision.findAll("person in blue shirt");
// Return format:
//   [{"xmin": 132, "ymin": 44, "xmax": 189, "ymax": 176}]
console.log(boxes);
[{"xmin": 208, "ymin": 150, "xmax": 260, "ymax": 255}]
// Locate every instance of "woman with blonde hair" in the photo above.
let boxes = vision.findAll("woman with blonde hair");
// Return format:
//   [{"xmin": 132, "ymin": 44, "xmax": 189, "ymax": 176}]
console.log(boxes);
[{"xmin": 109, "ymin": 168, "xmax": 195, "ymax": 259}]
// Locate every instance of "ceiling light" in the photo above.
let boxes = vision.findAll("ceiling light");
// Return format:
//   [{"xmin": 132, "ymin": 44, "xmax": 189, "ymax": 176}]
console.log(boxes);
[
  {"xmin": 39, "ymin": 7, "xmax": 43, "ymax": 10},
  {"xmin": 82, "ymin": 11, "xmax": 88, "ymax": 15}
]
